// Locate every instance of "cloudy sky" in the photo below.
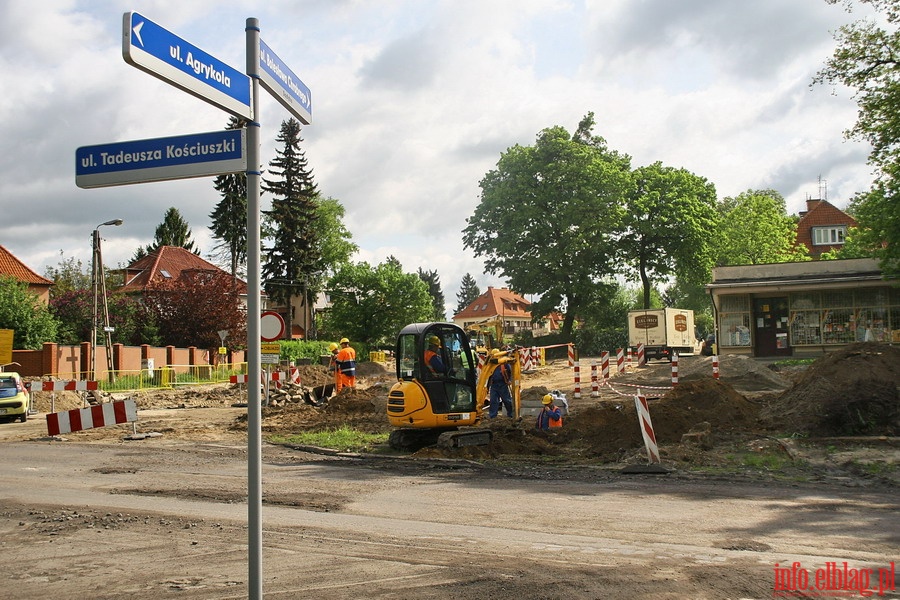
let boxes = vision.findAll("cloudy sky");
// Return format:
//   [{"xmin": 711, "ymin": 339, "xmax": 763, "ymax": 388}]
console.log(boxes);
[{"xmin": 0, "ymin": 0, "xmax": 876, "ymax": 315}]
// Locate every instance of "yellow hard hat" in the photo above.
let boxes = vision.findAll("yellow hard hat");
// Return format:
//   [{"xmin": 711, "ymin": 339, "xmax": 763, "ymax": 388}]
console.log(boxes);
[
  {"xmin": 328, "ymin": 343, "xmax": 339, "ymax": 351},
  {"xmin": 428, "ymin": 335, "xmax": 441, "ymax": 347},
  {"xmin": 490, "ymin": 348, "xmax": 501, "ymax": 357},
  {"xmin": 340, "ymin": 337, "xmax": 350, "ymax": 344},
  {"xmin": 542, "ymin": 394, "xmax": 554, "ymax": 405}
]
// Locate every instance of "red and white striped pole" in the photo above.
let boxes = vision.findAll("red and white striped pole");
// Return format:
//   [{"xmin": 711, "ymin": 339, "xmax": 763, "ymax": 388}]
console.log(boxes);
[
  {"xmin": 601, "ymin": 351, "xmax": 610, "ymax": 382},
  {"xmin": 634, "ymin": 395, "xmax": 660, "ymax": 464},
  {"xmin": 637, "ymin": 343, "xmax": 645, "ymax": 368},
  {"xmin": 567, "ymin": 344, "xmax": 576, "ymax": 367},
  {"xmin": 573, "ymin": 361, "xmax": 582, "ymax": 399},
  {"xmin": 590, "ymin": 361, "xmax": 599, "ymax": 397},
  {"xmin": 712, "ymin": 355, "xmax": 719, "ymax": 380},
  {"xmin": 671, "ymin": 353, "xmax": 679, "ymax": 386},
  {"xmin": 616, "ymin": 348, "xmax": 624, "ymax": 375},
  {"xmin": 628, "ymin": 347, "xmax": 634, "ymax": 371}
]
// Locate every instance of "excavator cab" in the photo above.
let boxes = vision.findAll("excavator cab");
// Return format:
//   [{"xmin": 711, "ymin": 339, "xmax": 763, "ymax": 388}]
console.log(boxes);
[{"xmin": 387, "ymin": 322, "xmax": 489, "ymax": 449}]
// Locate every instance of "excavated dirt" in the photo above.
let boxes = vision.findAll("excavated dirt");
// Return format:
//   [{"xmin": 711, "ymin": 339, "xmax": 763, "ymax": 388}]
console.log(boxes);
[{"xmin": 14, "ymin": 343, "xmax": 899, "ymax": 482}]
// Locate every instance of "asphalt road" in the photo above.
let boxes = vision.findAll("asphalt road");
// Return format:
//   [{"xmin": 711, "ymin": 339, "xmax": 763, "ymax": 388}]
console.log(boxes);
[{"xmin": 1, "ymin": 438, "xmax": 897, "ymax": 599}]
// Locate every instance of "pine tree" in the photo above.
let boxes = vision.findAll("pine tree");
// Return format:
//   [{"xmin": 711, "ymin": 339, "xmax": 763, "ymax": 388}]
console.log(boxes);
[
  {"xmin": 417, "ymin": 268, "xmax": 446, "ymax": 321},
  {"xmin": 133, "ymin": 207, "xmax": 200, "ymax": 262},
  {"xmin": 261, "ymin": 118, "xmax": 321, "ymax": 308},
  {"xmin": 209, "ymin": 117, "xmax": 248, "ymax": 281},
  {"xmin": 455, "ymin": 273, "xmax": 481, "ymax": 314}
]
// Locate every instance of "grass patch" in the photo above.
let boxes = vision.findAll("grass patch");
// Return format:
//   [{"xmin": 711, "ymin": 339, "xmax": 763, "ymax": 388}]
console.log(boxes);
[
  {"xmin": 772, "ymin": 358, "xmax": 816, "ymax": 367},
  {"xmin": 268, "ymin": 426, "xmax": 389, "ymax": 453}
]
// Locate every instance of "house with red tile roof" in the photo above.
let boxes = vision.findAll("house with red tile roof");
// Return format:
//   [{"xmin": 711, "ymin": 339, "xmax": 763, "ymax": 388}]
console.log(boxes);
[
  {"xmin": 0, "ymin": 245, "xmax": 53, "ymax": 305},
  {"xmin": 795, "ymin": 198, "xmax": 858, "ymax": 258},
  {"xmin": 119, "ymin": 246, "xmax": 248, "ymax": 297},
  {"xmin": 451, "ymin": 286, "xmax": 558, "ymax": 340}
]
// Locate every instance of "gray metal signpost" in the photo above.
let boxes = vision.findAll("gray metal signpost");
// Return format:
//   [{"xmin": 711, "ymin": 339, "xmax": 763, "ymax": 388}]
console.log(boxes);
[{"xmin": 75, "ymin": 12, "xmax": 312, "ymax": 599}]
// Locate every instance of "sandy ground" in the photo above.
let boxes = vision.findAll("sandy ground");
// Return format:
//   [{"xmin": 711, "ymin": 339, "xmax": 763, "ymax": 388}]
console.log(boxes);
[{"xmin": 0, "ymin": 344, "xmax": 898, "ymax": 598}]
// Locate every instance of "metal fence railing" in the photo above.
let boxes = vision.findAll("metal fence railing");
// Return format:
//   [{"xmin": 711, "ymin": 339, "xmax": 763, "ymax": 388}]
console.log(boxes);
[{"xmin": 37, "ymin": 362, "xmax": 249, "ymax": 393}]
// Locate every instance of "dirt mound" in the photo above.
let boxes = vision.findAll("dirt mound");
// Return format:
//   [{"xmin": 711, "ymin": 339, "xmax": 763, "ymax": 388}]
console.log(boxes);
[
  {"xmin": 679, "ymin": 355, "xmax": 791, "ymax": 391},
  {"xmin": 760, "ymin": 342, "xmax": 900, "ymax": 436}
]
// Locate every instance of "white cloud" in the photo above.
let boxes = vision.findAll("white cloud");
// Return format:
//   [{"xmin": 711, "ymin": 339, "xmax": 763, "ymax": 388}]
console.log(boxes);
[{"xmin": 0, "ymin": 0, "xmax": 877, "ymax": 309}]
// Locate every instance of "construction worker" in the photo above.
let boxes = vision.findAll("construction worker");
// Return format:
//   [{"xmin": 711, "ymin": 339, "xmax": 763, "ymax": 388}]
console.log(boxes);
[
  {"xmin": 488, "ymin": 348, "xmax": 513, "ymax": 418},
  {"xmin": 328, "ymin": 342, "xmax": 340, "ymax": 390},
  {"xmin": 334, "ymin": 338, "xmax": 357, "ymax": 391},
  {"xmin": 424, "ymin": 335, "xmax": 448, "ymax": 376},
  {"xmin": 536, "ymin": 394, "xmax": 562, "ymax": 431}
]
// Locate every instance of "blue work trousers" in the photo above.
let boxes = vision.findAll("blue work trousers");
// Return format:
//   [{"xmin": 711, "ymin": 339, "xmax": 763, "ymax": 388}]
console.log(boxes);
[{"xmin": 489, "ymin": 382, "xmax": 513, "ymax": 418}]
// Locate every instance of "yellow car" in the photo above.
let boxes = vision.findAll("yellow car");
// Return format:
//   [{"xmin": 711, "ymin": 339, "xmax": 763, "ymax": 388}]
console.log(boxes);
[{"xmin": 0, "ymin": 372, "xmax": 29, "ymax": 423}]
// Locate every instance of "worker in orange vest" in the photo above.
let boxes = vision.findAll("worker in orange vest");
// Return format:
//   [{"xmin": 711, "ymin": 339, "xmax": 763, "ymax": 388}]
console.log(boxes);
[{"xmin": 334, "ymin": 337, "xmax": 357, "ymax": 391}]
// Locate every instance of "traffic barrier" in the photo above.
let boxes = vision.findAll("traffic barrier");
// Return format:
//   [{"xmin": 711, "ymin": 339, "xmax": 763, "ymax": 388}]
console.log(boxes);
[
  {"xmin": 634, "ymin": 395, "xmax": 660, "ymax": 464},
  {"xmin": 671, "ymin": 353, "xmax": 679, "ymax": 386},
  {"xmin": 637, "ymin": 343, "xmax": 646, "ymax": 367},
  {"xmin": 46, "ymin": 399, "xmax": 138, "ymax": 436},
  {"xmin": 573, "ymin": 361, "xmax": 581, "ymax": 399},
  {"xmin": 590, "ymin": 361, "xmax": 599, "ymax": 397},
  {"xmin": 712, "ymin": 355, "xmax": 719, "ymax": 380},
  {"xmin": 531, "ymin": 346, "xmax": 539, "ymax": 368},
  {"xmin": 628, "ymin": 347, "xmax": 634, "ymax": 370},
  {"xmin": 567, "ymin": 344, "xmax": 577, "ymax": 367},
  {"xmin": 40, "ymin": 380, "xmax": 99, "ymax": 392},
  {"xmin": 522, "ymin": 348, "xmax": 533, "ymax": 372},
  {"xmin": 616, "ymin": 348, "xmax": 624, "ymax": 375},
  {"xmin": 601, "ymin": 351, "xmax": 610, "ymax": 381}
]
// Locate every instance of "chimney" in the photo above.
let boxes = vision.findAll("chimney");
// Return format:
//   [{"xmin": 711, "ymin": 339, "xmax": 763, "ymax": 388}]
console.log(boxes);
[{"xmin": 806, "ymin": 199, "xmax": 822, "ymax": 212}]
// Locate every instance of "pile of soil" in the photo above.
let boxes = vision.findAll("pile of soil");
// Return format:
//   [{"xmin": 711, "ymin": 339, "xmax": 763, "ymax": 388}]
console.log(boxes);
[
  {"xmin": 759, "ymin": 342, "xmax": 900, "ymax": 436},
  {"xmin": 679, "ymin": 355, "xmax": 792, "ymax": 391}
]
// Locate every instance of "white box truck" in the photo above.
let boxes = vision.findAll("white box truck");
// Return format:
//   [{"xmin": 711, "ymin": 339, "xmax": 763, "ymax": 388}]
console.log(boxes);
[{"xmin": 627, "ymin": 308, "xmax": 696, "ymax": 361}]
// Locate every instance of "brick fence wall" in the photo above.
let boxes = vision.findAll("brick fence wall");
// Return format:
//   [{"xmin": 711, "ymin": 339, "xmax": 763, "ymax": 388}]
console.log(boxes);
[{"xmin": 10, "ymin": 343, "xmax": 247, "ymax": 378}]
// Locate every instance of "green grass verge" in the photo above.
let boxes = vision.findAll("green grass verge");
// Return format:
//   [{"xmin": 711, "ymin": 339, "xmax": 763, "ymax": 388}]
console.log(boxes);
[{"xmin": 268, "ymin": 426, "xmax": 389, "ymax": 453}]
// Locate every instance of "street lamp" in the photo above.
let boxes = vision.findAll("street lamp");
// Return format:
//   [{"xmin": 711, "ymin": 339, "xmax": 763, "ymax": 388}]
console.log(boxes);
[{"xmin": 91, "ymin": 219, "xmax": 123, "ymax": 380}]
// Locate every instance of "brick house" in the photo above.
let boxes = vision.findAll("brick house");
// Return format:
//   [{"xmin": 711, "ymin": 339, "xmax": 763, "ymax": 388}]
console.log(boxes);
[
  {"xmin": 795, "ymin": 199, "xmax": 858, "ymax": 258},
  {"xmin": 0, "ymin": 245, "xmax": 53, "ymax": 305}
]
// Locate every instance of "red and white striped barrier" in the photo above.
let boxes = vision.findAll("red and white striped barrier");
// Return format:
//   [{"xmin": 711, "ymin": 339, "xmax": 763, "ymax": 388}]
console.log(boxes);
[
  {"xmin": 567, "ymin": 344, "xmax": 576, "ymax": 367},
  {"xmin": 521, "ymin": 348, "xmax": 533, "ymax": 372},
  {"xmin": 601, "ymin": 351, "xmax": 610, "ymax": 381},
  {"xmin": 46, "ymin": 399, "xmax": 138, "ymax": 436},
  {"xmin": 40, "ymin": 380, "xmax": 99, "ymax": 392},
  {"xmin": 628, "ymin": 347, "xmax": 634, "ymax": 370},
  {"xmin": 573, "ymin": 361, "xmax": 582, "ymax": 399},
  {"xmin": 616, "ymin": 348, "xmax": 624, "ymax": 375},
  {"xmin": 637, "ymin": 343, "xmax": 646, "ymax": 368},
  {"xmin": 289, "ymin": 367, "xmax": 301, "ymax": 384},
  {"xmin": 591, "ymin": 361, "xmax": 599, "ymax": 397},
  {"xmin": 634, "ymin": 395, "xmax": 660, "ymax": 464},
  {"xmin": 712, "ymin": 355, "xmax": 719, "ymax": 380},
  {"xmin": 671, "ymin": 353, "xmax": 679, "ymax": 386}
]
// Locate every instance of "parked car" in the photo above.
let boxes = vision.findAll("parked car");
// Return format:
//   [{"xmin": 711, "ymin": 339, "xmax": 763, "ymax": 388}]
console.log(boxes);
[
  {"xmin": 700, "ymin": 333, "xmax": 717, "ymax": 356},
  {"xmin": 0, "ymin": 372, "xmax": 29, "ymax": 423}
]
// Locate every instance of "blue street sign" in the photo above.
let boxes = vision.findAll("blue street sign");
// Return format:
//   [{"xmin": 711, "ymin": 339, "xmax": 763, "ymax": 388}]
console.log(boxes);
[
  {"xmin": 123, "ymin": 12, "xmax": 252, "ymax": 119},
  {"xmin": 259, "ymin": 39, "xmax": 312, "ymax": 124},
  {"xmin": 76, "ymin": 129, "xmax": 246, "ymax": 188}
]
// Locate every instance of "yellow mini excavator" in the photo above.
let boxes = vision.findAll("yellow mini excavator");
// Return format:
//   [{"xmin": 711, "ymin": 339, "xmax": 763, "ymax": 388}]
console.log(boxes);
[{"xmin": 386, "ymin": 322, "xmax": 521, "ymax": 450}]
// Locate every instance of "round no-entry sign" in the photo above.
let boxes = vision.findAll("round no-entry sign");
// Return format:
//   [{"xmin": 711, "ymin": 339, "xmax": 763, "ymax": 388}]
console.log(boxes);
[{"xmin": 260, "ymin": 311, "xmax": 286, "ymax": 341}]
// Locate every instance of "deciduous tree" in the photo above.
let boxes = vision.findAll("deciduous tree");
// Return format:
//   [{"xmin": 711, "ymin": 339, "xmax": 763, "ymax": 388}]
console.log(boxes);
[
  {"xmin": 619, "ymin": 162, "xmax": 719, "ymax": 309},
  {"xmin": 716, "ymin": 190, "xmax": 809, "ymax": 265},
  {"xmin": 463, "ymin": 113, "xmax": 632, "ymax": 336},
  {"xmin": 0, "ymin": 276, "xmax": 58, "ymax": 349},
  {"xmin": 324, "ymin": 260, "xmax": 433, "ymax": 346},
  {"xmin": 816, "ymin": 0, "xmax": 900, "ymax": 275}
]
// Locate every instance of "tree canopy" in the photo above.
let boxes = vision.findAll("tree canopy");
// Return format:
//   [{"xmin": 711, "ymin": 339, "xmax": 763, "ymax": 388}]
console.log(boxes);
[
  {"xmin": 324, "ymin": 260, "xmax": 433, "ymax": 347},
  {"xmin": 463, "ymin": 113, "xmax": 632, "ymax": 335},
  {"xmin": 816, "ymin": 0, "xmax": 900, "ymax": 275},
  {"xmin": 133, "ymin": 207, "xmax": 200, "ymax": 262},
  {"xmin": 455, "ymin": 273, "xmax": 480, "ymax": 315},
  {"xmin": 619, "ymin": 162, "xmax": 719, "ymax": 308},
  {"xmin": 0, "ymin": 276, "xmax": 58, "ymax": 350},
  {"xmin": 262, "ymin": 118, "xmax": 322, "ymax": 308},
  {"xmin": 210, "ymin": 117, "xmax": 249, "ymax": 281},
  {"xmin": 417, "ymin": 268, "xmax": 446, "ymax": 322},
  {"xmin": 716, "ymin": 189, "xmax": 809, "ymax": 265}
]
